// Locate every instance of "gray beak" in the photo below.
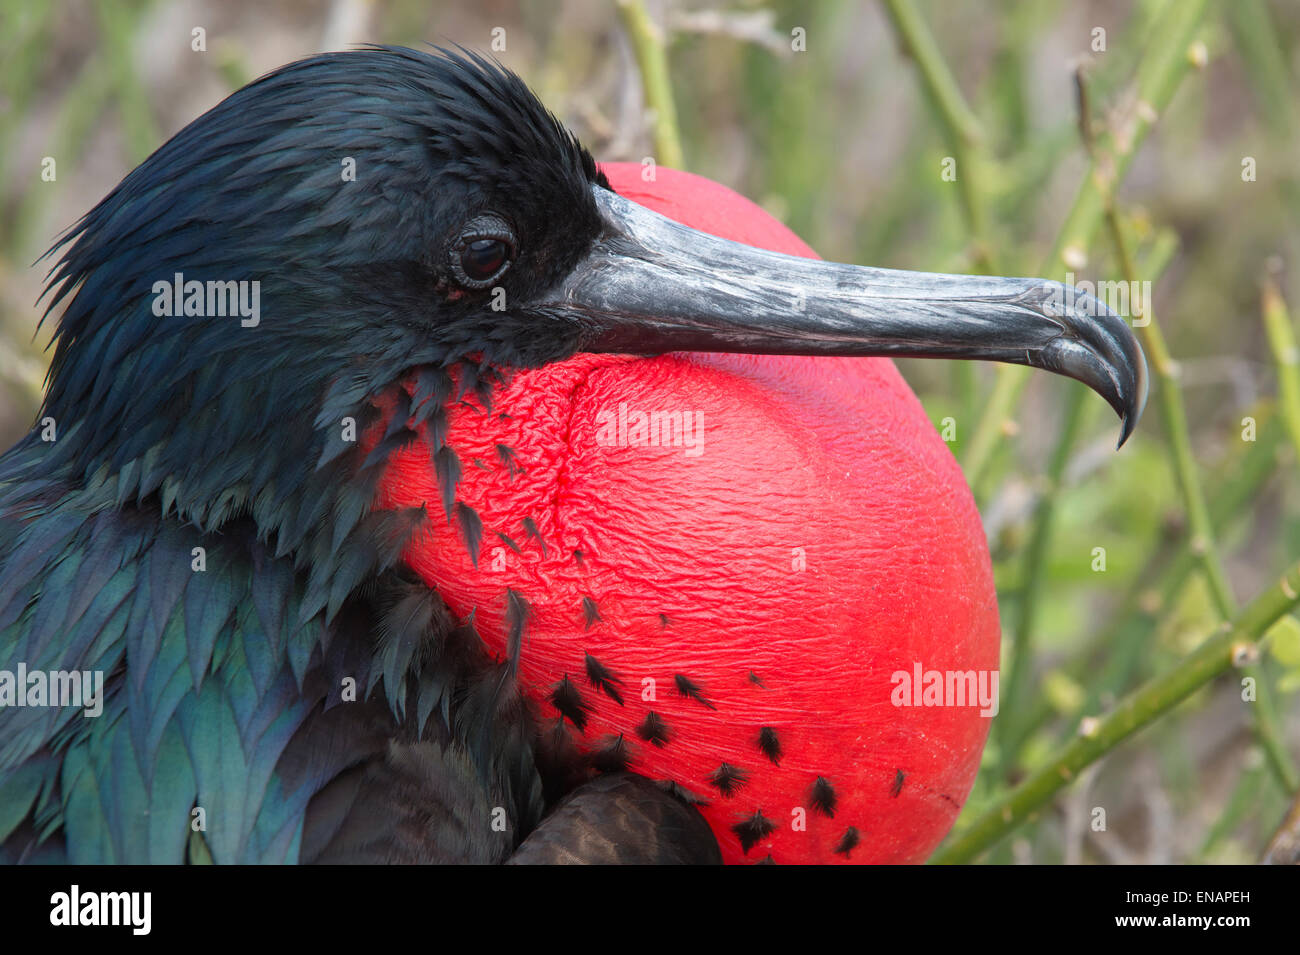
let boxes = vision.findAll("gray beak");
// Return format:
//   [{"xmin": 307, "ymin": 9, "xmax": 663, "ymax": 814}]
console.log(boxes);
[{"xmin": 543, "ymin": 186, "xmax": 1147, "ymax": 446}]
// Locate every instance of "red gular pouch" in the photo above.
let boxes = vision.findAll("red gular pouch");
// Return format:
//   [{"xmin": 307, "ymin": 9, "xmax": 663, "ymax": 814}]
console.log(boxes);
[{"xmin": 371, "ymin": 163, "xmax": 1000, "ymax": 864}]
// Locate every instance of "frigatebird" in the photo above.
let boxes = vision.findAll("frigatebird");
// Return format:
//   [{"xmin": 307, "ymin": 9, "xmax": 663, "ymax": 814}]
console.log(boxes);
[{"xmin": 0, "ymin": 47, "xmax": 1145, "ymax": 864}]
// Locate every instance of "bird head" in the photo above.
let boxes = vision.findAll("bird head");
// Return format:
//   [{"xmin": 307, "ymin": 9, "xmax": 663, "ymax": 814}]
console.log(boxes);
[
  {"xmin": 34, "ymin": 47, "xmax": 619, "ymax": 532},
  {"xmin": 34, "ymin": 47, "xmax": 1146, "ymax": 863}
]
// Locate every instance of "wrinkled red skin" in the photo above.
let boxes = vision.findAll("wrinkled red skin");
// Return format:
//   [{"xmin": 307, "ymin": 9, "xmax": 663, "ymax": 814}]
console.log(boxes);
[{"xmin": 372, "ymin": 164, "xmax": 999, "ymax": 864}]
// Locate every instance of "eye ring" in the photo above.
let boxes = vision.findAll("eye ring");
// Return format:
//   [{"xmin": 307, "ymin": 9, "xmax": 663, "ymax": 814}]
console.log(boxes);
[{"xmin": 450, "ymin": 215, "xmax": 517, "ymax": 290}]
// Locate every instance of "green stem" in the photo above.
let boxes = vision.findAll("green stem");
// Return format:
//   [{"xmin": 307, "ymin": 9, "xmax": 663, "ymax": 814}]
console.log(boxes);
[
  {"xmin": 878, "ymin": 0, "xmax": 981, "ymax": 148},
  {"xmin": 1002, "ymin": 236, "xmax": 1178, "ymax": 750},
  {"xmin": 1254, "ymin": 273, "xmax": 1300, "ymax": 793},
  {"xmin": 994, "ymin": 65, "xmax": 1189, "ymax": 777},
  {"xmin": 1225, "ymin": 0, "xmax": 1299, "ymax": 143},
  {"xmin": 960, "ymin": 368, "xmax": 1021, "ymax": 492},
  {"xmin": 1062, "ymin": 410, "xmax": 1284, "ymax": 737},
  {"xmin": 1107, "ymin": 214, "xmax": 1233, "ymax": 612},
  {"xmin": 1106, "ymin": 208, "xmax": 1298, "ymax": 792},
  {"xmin": 996, "ymin": 386, "xmax": 1089, "ymax": 775},
  {"xmin": 616, "ymin": 0, "xmax": 684, "ymax": 171},
  {"xmin": 932, "ymin": 559, "xmax": 1300, "ymax": 864},
  {"xmin": 879, "ymin": 0, "xmax": 994, "ymax": 272},
  {"xmin": 1250, "ymin": 662, "xmax": 1299, "ymax": 792},
  {"xmin": 1261, "ymin": 274, "xmax": 1300, "ymax": 462},
  {"xmin": 961, "ymin": 0, "xmax": 1210, "ymax": 486},
  {"xmin": 1003, "ymin": 410, "xmax": 1282, "ymax": 759}
]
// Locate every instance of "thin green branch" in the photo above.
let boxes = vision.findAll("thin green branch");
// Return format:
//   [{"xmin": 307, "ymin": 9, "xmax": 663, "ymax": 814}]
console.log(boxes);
[
  {"xmin": 879, "ymin": 0, "xmax": 982, "ymax": 148},
  {"xmin": 961, "ymin": 0, "xmax": 1210, "ymax": 487},
  {"xmin": 997, "ymin": 226, "xmax": 1179, "ymax": 773},
  {"xmin": 932, "ymin": 559, "xmax": 1300, "ymax": 864},
  {"xmin": 1261, "ymin": 273, "xmax": 1300, "ymax": 462},
  {"xmin": 991, "ymin": 21, "xmax": 1210, "ymax": 778},
  {"xmin": 991, "ymin": 409, "xmax": 1281, "ymax": 773},
  {"xmin": 1061, "ymin": 410, "xmax": 1284, "ymax": 738},
  {"xmin": 1250, "ymin": 662, "xmax": 1300, "ymax": 794},
  {"xmin": 994, "ymin": 62, "xmax": 1173, "ymax": 777},
  {"xmin": 880, "ymin": 0, "xmax": 994, "ymax": 272},
  {"xmin": 1106, "ymin": 208, "xmax": 1298, "ymax": 793},
  {"xmin": 1226, "ymin": 0, "xmax": 1299, "ymax": 143},
  {"xmin": 995, "ymin": 385, "xmax": 1089, "ymax": 775},
  {"xmin": 1107, "ymin": 213, "xmax": 1233, "ymax": 615},
  {"xmin": 616, "ymin": 0, "xmax": 684, "ymax": 171}
]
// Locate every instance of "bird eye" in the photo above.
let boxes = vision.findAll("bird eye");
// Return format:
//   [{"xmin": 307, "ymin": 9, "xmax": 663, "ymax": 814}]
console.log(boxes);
[
  {"xmin": 463, "ymin": 239, "xmax": 508, "ymax": 281},
  {"xmin": 450, "ymin": 217, "xmax": 516, "ymax": 290}
]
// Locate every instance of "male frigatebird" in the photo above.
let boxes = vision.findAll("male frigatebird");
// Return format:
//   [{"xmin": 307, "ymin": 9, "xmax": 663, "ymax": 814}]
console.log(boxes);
[{"xmin": 0, "ymin": 47, "xmax": 1144, "ymax": 864}]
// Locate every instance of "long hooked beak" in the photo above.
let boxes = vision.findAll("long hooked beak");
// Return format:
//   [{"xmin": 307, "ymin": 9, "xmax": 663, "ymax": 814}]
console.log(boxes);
[{"xmin": 540, "ymin": 186, "xmax": 1148, "ymax": 446}]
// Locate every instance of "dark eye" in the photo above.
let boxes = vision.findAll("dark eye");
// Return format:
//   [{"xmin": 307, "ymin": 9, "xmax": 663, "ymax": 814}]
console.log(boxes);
[
  {"xmin": 450, "ymin": 216, "xmax": 516, "ymax": 290},
  {"xmin": 462, "ymin": 238, "xmax": 508, "ymax": 282}
]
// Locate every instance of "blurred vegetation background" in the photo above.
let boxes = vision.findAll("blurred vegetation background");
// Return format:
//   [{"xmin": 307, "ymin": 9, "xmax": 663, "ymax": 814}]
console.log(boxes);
[{"xmin": 2, "ymin": 0, "xmax": 1299, "ymax": 864}]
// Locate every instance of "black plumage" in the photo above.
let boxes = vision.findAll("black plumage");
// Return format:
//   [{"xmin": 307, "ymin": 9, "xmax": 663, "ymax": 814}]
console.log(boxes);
[
  {"xmin": 581, "ymin": 596, "xmax": 602, "ymax": 630},
  {"xmin": 833, "ymin": 826, "xmax": 861, "ymax": 858},
  {"xmin": 495, "ymin": 443, "xmax": 521, "ymax": 478},
  {"xmin": 731, "ymin": 811, "xmax": 777, "ymax": 855},
  {"xmin": 635, "ymin": 711, "xmax": 672, "ymax": 748},
  {"xmin": 521, "ymin": 516, "xmax": 547, "ymax": 558},
  {"xmin": 506, "ymin": 774, "xmax": 720, "ymax": 865},
  {"xmin": 0, "ymin": 38, "xmax": 1148, "ymax": 866},
  {"xmin": 673, "ymin": 673, "xmax": 715, "ymax": 710},
  {"xmin": 0, "ymin": 47, "xmax": 708, "ymax": 864},
  {"xmin": 583, "ymin": 652, "xmax": 624, "ymax": 705},
  {"xmin": 588, "ymin": 734, "xmax": 634, "ymax": 773},
  {"xmin": 548, "ymin": 675, "xmax": 593, "ymax": 733},
  {"xmin": 810, "ymin": 776, "xmax": 838, "ymax": 818},
  {"xmin": 708, "ymin": 762, "xmax": 749, "ymax": 797}
]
